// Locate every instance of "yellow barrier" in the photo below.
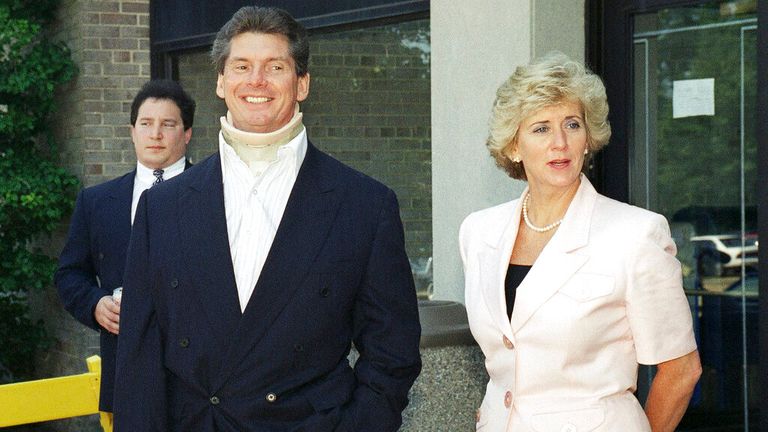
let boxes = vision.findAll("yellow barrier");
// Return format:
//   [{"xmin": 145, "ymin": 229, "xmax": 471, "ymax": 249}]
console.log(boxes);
[{"xmin": 0, "ymin": 355, "xmax": 112, "ymax": 431}]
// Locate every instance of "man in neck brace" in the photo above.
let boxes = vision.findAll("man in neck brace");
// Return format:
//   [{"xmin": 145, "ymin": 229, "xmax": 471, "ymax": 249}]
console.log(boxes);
[{"xmin": 113, "ymin": 6, "xmax": 422, "ymax": 432}]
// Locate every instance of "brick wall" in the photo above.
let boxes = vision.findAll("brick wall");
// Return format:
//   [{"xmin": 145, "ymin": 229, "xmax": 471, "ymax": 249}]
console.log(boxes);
[
  {"xmin": 54, "ymin": 0, "xmax": 150, "ymax": 189},
  {"xmin": 38, "ymin": 1, "xmax": 150, "ymax": 430},
  {"xmin": 177, "ymin": 19, "xmax": 432, "ymax": 264}
]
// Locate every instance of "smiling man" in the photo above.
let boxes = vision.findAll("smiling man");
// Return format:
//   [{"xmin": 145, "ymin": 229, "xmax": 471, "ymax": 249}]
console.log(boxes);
[
  {"xmin": 113, "ymin": 6, "xmax": 421, "ymax": 432},
  {"xmin": 56, "ymin": 79, "xmax": 195, "ymax": 421}
]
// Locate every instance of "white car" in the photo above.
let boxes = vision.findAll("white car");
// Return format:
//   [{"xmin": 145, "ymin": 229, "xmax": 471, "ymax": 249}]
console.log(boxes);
[{"xmin": 691, "ymin": 233, "xmax": 758, "ymax": 276}]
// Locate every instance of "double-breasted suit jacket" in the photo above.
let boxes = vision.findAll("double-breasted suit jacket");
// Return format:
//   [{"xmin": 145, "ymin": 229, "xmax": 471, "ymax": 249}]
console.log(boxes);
[
  {"xmin": 460, "ymin": 176, "xmax": 696, "ymax": 431},
  {"xmin": 56, "ymin": 162, "xmax": 192, "ymax": 412},
  {"xmin": 113, "ymin": 143, "xmax": 422, "ymax": 432}
]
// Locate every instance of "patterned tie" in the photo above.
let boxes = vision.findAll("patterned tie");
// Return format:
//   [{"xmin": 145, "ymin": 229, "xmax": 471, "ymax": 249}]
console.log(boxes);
[{"xmin": 152, "ymin": 169, "xmax": 164, "ymax": 186}]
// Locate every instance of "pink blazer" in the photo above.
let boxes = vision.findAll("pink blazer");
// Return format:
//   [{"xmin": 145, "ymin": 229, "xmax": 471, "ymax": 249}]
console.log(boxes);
[{"xmin": 460, "ymin": 176, "xmax": 697, "ymax": 432}]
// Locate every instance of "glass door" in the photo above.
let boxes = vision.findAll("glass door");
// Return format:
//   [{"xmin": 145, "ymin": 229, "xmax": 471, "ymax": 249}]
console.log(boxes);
[{"xmin": 630, "ymin": 1, "xmax": 758, "ymax": 429}]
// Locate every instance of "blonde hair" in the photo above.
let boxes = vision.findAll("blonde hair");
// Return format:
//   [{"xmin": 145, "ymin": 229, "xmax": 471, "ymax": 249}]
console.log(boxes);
[{"xmin": 487, "ymin": 52, "xmax": 611, "ymax": 180}]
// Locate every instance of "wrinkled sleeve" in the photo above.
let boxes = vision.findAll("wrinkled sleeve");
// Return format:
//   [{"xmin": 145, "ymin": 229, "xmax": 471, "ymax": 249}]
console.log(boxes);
[
  {"xmin": 625, "ymin": 214, "xmax": 697, "ymax": 365},
  {"xmin": 55, "ymin": 189, "xmax": 109, "ymax": 330},
  {"xmin": 336, "ymin": 189, "xmax": 422, "ymax": 432}
]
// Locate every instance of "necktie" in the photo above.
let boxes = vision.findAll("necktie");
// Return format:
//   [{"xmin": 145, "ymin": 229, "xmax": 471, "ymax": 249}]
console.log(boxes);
[{"xmin": 152, "ymin": 169, "xmax": 164, "ymax": 186}]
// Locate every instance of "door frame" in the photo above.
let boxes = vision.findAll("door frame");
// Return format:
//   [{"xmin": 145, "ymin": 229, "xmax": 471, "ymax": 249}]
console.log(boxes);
[{"xmin": 587, "ymin": 0, "xmax": 767, "ymax": 429}]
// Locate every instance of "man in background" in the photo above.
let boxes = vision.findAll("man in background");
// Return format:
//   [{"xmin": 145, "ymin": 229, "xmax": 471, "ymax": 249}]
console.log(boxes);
[{"xmin": 56, "ymin": 79, "xmax": 196, "ymax": 418}]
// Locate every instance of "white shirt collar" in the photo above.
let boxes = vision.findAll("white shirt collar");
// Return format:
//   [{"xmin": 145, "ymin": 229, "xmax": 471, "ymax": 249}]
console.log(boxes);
[{"xmin": 136, "ymin": 157, "xmax": 186, "ymax": 184}]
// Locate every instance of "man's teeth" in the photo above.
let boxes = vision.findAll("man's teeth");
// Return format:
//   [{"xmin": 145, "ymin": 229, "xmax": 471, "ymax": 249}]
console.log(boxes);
[{"xmin": 245, "ymin": 96, "xmax": 269, "ymax": 103}]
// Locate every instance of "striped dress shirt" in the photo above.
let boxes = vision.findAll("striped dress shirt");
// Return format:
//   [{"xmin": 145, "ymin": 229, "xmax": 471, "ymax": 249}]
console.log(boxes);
[{"xmin": 219, "ymin": 129, "xmax": 307, "ymax": 312}]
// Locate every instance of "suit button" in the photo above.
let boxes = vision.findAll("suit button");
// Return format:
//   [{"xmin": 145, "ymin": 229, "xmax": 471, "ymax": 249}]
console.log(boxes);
[
  {"xmin": 319, "ymin": 286, "xmax": 330, "ymax": 297},
  {"xmin": 266, "ymin": 392, "xmax": 277, "ymax": 403},
  {"xmin": 561, "ymin": 424, "xmax": 577, "ymax": 432},
  {"xmin": 294, "ymin": 344, "xmax": 304, "ymax": 352},
  {"xmin": 502, "ymin": 335, "xmax": 514, "ymax": 349},
  {"xmin": 504, "ymin": 391, "xmax": 512, "ymax": 408},
  {"xmin": 210, "ymin": 396, "xmax": 220, "ymax": 405},
  {"xmin": 170, "ymin": 279, "xmax": 179, "ymax": 288},
  {"xmin": 179, "ymin": 338, "xmax": 190, "ymax": 348},
  {"xmin": 98, "ymin": 253, "xmax": 104, "ymax": 260}
]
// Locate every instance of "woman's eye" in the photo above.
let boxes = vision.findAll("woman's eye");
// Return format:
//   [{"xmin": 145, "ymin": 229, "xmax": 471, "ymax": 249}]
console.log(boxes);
[
  {"xmin": 533, "ymin": 126, "xmax": 548, "ymax": 133},
  {"xmin": 566, "ymin": 121, "xmax": 581, "ymax": 129}
]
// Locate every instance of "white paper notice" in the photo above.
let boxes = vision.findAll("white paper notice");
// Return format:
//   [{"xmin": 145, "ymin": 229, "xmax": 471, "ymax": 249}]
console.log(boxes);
[{"xmin": 673, "ymin": 78, "xmax": 715, "ymax": 119}]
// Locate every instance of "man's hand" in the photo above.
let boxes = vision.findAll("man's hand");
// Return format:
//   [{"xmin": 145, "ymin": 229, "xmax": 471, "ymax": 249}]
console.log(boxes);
[{"xmin": 95, "ymin": 295, "xmax": 120, "ymax": 334}]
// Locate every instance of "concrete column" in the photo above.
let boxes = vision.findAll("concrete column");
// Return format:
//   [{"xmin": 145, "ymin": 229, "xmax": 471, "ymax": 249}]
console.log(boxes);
[{"xmin": 431, "ymin": 0, "xmax": 584, "ymax": 303}]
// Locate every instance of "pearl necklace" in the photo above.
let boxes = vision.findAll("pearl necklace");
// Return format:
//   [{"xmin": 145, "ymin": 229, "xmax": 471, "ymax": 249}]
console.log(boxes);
[{"xmin": 522, "ymin": 193, "xmax": 563, "ymax": 233}]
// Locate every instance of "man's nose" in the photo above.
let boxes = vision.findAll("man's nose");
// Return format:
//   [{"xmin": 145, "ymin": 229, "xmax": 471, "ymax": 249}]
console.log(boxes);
[
  {"xmin": 150, "ymin": 124, "xmax": 163, "ymax": 139},
  {"xmin": 247, "ymin": 68, "xmax": 267, "ymax": 86}
]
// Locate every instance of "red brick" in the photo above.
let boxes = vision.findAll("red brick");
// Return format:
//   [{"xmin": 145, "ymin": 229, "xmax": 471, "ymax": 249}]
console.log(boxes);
[
  {"xmin": 86, "ymin": 164, "xmax": 103, "ymax": 175},
  {"xmin": 100, "ymin": 13, "xmax": 137, "ymax": 26},
  {"xmin": 101, "ymin": 38, "xmax": 138, "ymax": 50},
  {"xmin": 121, "ymin": 2, "xmax": 149, "ymax": 13},
  {"xmin": 113, "ymin": 51, "xmax": 131, "ymax": 63},
  {"xmin": 81, "ymin": 1, "xmax": 119, "ymax": 13}
]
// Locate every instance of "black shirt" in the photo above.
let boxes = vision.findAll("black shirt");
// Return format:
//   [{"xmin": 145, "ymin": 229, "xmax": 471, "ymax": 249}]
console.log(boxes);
[{"xmin": 505, "ymin": 264, "xmax": 532, "ymax": 320}]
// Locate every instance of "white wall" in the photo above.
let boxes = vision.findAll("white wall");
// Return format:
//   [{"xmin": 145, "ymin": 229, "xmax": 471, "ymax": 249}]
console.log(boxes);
[{"xmin": 431, "ymin": 0, "xmax": 585, "ymax": 302}]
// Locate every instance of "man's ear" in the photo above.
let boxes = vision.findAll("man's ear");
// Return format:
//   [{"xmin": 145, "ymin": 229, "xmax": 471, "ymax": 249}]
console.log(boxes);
[
  {"xmin": 296, "ymin": 72, "xmax": 310, "ymax": 102},
  {"xmin": 216, "ymin": 74, "xmax": 226, "ymax": 99}
]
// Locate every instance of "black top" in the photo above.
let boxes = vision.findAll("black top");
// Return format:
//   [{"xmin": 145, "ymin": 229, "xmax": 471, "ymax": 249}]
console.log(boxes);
[{"xmin": 505, "ymin": 264, "xmax": 532, "ymax": 320}]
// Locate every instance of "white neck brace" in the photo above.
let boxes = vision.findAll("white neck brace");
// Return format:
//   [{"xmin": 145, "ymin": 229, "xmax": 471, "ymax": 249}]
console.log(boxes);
[{"xmin": 220, "ymin": 104, "xmax": 304, "ymax": 174}]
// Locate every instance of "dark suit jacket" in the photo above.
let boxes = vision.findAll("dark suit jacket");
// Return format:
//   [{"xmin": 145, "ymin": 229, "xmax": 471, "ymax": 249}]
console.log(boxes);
[
  {"xmin": 113, "ymin": 143, "xmax": 422, "ymax": 432},
  {"xmin": 56, "ymin": 162, "xmax": 191, "ymax": 412}
]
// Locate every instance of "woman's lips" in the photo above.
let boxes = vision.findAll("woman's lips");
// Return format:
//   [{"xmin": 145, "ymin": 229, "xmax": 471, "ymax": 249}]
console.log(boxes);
[{"xmin": 548, "ymin": 159, "xmax": 571, "ymax": 168}]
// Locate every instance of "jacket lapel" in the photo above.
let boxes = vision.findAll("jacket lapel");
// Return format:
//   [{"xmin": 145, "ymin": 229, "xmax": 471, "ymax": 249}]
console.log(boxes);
[
  {"xmin": 217, "ymin": 143, "xmax": 342, "ymax": 386},
  {"xmin": 106, "ymin": 171, "xmax": 135, "ymax": 258},
  {"xmin": 179, "ymin": 154, "xmax": 242, "ymax": 345},
  {"xmin": 510, "ymin": 175, "xmax": 596, "ymax": 333},
  {"xmin": 479, "ymin": 198, "xmax": 523, "ymax": 343}
]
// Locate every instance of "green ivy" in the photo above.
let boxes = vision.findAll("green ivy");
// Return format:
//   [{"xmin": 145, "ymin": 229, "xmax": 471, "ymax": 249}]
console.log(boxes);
[{"xmin": 0, "ymin": 1, "xmax": 78, "ymax": 382}]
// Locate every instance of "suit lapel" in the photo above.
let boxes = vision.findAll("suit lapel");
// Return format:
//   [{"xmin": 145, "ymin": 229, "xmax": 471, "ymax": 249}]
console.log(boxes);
[
  {"xmin": 217, "ymin": 144, "xmax": 342, "ymax": 386},
  {"xmin": 179, "ymin": 154, "xmax": 242, "ymax": 344},
  {"xmin": 105, "ymin": 171, "xmax": 135, "ymax": 260},
  {"xmin": 510, "ymin": 175, "xmax": 597, "ymax": 333},
  {"xmin": 479, "ymin": 198, "xmax": 523, "ymax": 343}
]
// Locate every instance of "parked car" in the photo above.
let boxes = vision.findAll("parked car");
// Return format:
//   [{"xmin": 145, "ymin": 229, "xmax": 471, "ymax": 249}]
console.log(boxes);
[
  {"xmin": 690, "ymin": 233, "xmax": 758, "ymax": 276},
  {"xmin": 672, "ymin": 205, "xmax": 757, "ymax": 237}
]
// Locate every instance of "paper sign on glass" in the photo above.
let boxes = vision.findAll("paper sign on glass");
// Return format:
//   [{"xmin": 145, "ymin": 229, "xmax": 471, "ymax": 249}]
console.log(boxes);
[{"xmin": 672, "ymin": 78, "xmax": 715, "ymax": 119}]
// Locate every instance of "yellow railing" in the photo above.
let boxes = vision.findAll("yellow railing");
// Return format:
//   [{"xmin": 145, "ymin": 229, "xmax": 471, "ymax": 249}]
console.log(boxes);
[{"xmin": 0, "ymin": 355, "xmax": 112, "ymax": 431}]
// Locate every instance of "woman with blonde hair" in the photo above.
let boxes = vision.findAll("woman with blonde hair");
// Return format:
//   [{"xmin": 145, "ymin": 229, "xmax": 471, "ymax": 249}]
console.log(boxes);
[{"xmin": 460, "ymin": 52, "xmax": 701, "ymax": 431}]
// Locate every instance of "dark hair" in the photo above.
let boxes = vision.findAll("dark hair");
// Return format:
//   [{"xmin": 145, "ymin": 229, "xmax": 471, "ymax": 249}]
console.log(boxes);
[
  {"xmin": 210, "ymin": 6, "xmax": 309, "ymax": 77},
  {"xmin": 130, "ymin": 79, "xmax": 196, "ymax": 130}
]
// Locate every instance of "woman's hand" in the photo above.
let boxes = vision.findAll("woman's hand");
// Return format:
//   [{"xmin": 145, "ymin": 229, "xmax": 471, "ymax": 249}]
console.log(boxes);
[{"xmin": 645, "ymin": 350, "xmax": 702, "ymax": 432}]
